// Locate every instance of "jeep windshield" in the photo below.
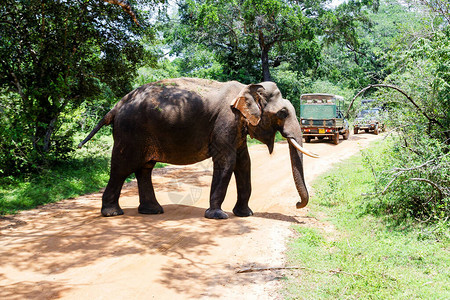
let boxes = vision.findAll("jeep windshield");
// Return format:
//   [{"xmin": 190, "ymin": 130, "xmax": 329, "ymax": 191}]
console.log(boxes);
[{"xmin": 357, "ymin": 109, "xmax": 380, "ymax": 118}]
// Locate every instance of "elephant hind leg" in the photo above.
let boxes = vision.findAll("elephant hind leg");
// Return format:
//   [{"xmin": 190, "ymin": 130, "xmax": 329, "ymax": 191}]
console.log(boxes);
[
  {"xmin": 102, "ymin": 172, "xmax": 128, "ymax": 217},
  {"xmin": 102, "ymin": 149, "xmax": 138, "ymax": 217},
  {"xmin": 136, "ymin": 166, "xmax": 164, "ymax": 214}
]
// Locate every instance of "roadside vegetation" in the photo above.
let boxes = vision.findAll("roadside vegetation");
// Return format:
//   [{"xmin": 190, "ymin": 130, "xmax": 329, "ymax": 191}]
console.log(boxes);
[
  {"xmin": 0, "ymin": 135, "xmax": 112, "ymax": 215},
  {"xmin": 0, "ymin": 133, "xmax": 169, "ymax": 215},
  {"xmin": 284, "ymin": 139, "xmax": 449, "ymax": 299}
]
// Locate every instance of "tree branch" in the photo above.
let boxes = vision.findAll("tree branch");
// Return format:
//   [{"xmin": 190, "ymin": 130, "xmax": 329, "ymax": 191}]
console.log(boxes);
[
  {"xmin": 346, "ymin": 84, "xmax": 446, "ymax": 133},
  {"xmin": 381, "ymin": 153, "xmax": 449, "ymax": 195},
  {"xmin": 8, "ymin": 71, "xmax": 29, "ymax": 105},
  {"xmin": 236, "ymin": 266, "xmax": 364, "ymax": 277},
  {"xmin": 103, "ymin": 0, "xmax": 140, "ymax": 26},
  {"xmin": 408, "ymin": 178, "xmax": 445, "ymax": 199},
  {"xmin": 390, "ymin": 153, "xmax": 448, "ymax": 173}
]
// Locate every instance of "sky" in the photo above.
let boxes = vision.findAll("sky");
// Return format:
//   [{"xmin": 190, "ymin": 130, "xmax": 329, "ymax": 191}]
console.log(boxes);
[{"xmin": 330, "ymin": 0, "xmax": 347, "ymax": 7}]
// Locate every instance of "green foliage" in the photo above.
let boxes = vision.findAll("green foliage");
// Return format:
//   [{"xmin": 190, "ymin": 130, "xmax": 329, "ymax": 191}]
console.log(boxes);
[
  {"xmin": 134, "ymin": 60, "xmax": 181, "ymax": 87},
  {"xmin": 384, "ymin": 26, "xmax": 450, "ymax": 135},
  {"xmin": 318, "ymin": 0, "xmax": 416, "ymax": 88},
  {"xmin": 271, "ymin": 63, "xmax": 310, "ymax": 113},
  {"xmin": 0, "ymin": 135, "xmax": 113, "ymax": 215},
  {"xmin": 284, "ymin": 140, "xmax": 449, "ymax": 299},
  {"xmin": 166, "ymin": 0, "xmax": 261, "ymax": 82},
  {"xmin": 363, "ymin": 137, "xmax": 450, "ymax": 226},
  {"xmin": 162, "ymin": 0, "xmax": 386, "ymax": 87},
  {"xmin": 166, "ymin": 0, "xmax": 329, "ymax": 82},
  {"xmin": 415, "ymin": 0, "xmax": 450, "ymax": 24},
  {"xmin": 0, "ymin": 0, "xmax": 163, "ymax": 175},
  {"xmin": 0, "ymin": 135, "xmax": 165, "ymax": 215},
  {"xmin": 364, "ymin": 6, "xmax": 450, "ymax": 224},
  {"xmin": 313, "ymin": 138, "xmax": 449, "ymax": 235}
]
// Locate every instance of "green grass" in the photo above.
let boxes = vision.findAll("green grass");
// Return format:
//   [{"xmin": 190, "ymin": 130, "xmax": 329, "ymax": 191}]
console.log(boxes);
[
  {"xmin": 283, "ymin": 140, "xmax": 450, "ymax": 299},
  {"xmin": 0, "ymin": 155, "xmax": 111, "ymax": 215},
  {"xmin": 0, "ymin": 135, "xmax": 165, "ymax": 215}
]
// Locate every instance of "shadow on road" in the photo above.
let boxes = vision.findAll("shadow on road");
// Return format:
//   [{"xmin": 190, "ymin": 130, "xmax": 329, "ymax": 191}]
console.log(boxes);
[{"xmin": 0, "ymin": 194, "xmax": 299, "ymax": 298}]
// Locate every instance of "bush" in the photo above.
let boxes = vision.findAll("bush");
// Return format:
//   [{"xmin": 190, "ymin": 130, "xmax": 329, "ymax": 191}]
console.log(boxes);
[{"xmin": 363, "ymin": 136, "xmax": 450, "ymax": 227}]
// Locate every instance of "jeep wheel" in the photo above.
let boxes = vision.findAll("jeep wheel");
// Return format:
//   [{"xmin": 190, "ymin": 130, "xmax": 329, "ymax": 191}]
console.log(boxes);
[
  {"xmin": 305, "ymin": 137, "xmax": 311, "ymax": 143},
  {"xmin": 354, "ymin": 128, "xmax": 358, "ymax": 135},
  {"xmin": 332, "ymin": 132, "xmax": 339, "ymax": 145},
  {"xmin": 343, "ymin": 130, "xmax": 350, "ymax": 140}
]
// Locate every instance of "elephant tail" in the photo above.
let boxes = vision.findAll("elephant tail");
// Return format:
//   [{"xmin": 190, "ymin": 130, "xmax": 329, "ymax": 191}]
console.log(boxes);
[{"xmin": 77, "ymin": 109, "xmax": 116, "ymax": 149}]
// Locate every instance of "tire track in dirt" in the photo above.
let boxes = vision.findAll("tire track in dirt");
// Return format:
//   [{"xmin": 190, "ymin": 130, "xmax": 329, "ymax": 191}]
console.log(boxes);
[{"xmin": 0, "ymin": 134, "xmax": 382, "ymax": 299}]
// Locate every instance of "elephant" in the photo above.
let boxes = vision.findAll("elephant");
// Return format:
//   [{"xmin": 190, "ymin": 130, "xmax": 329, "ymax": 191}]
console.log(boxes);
[{"xmin": 78, "ymin": 77, "xmax": 319, "ymax": 219}]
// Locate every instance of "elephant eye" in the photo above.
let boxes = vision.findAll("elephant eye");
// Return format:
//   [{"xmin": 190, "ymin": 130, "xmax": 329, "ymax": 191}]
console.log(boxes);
[{"xmin": 276, "ymin": 108, "xmax": 289, "ymax": 120}]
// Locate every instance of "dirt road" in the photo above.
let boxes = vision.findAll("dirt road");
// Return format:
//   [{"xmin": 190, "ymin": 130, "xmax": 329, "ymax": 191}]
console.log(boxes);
[{"xmin": 0, "ymin": 134, "xmax": 381, "ymax": 299}]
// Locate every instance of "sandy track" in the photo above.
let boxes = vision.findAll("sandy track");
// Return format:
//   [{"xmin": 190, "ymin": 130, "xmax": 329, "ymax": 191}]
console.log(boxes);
[{"xmin": 0, "ymin": 134, "xmax": 381, "ymax": 299}]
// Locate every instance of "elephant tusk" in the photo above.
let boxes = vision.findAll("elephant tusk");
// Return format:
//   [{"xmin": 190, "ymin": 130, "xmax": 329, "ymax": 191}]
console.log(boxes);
[{"xmin": 287, "ymin": 138, "xmax": 320, "ymax": 158}]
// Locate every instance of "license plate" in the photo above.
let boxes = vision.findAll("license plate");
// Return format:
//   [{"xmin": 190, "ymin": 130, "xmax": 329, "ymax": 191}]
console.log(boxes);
[{"xmin": 319, "ymin": 129, "xmax": 325, "ymax": 134}]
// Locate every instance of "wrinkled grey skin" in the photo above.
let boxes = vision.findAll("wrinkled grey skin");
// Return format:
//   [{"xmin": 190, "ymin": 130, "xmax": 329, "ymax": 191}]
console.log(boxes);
[{"xmin": 79, "ymin": 78, "xmax": 309, "ymax": 219}]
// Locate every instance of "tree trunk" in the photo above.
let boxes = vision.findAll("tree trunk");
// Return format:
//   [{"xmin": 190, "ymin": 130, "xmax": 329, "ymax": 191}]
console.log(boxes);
[
  {"xmin": 43, "ymin": 117, "xmax": 57, "ymax": 152},
  {"xmin": 258, "ymin": 30, "xmax": 272, "ymax": 82},
  {"xmin": 261, "ymin": 47, "xmax": 272, "ymax": 82},
  {"xmin": 33, "ymin": 120, "xmax": 52, "ymax": 154},
  {"xmin": 32, "ymin": 96, "xmax": 58, "ymax": 154}
]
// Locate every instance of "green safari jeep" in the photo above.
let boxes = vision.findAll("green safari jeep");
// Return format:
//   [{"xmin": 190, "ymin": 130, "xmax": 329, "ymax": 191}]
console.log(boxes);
[
  {"xmin": 353, "ymin": 107, "xmax": 385, "ymax": 135},
  {"xmin": 299, "ymin": 93, "xmax": 350, "ymax": 145}
]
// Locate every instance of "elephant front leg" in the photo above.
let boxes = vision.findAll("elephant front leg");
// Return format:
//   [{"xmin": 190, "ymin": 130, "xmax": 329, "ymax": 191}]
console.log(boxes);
[
  {"xmin": 136, "ymin": 167, "xmax": 164, "ymax": 214},
  {"xmin": 233, "ymin": 146, "xmax": 253, "ymax": 217},
  {"xmin": 205, "ymin": 162, "xmax": 234, "ymax": 219}
]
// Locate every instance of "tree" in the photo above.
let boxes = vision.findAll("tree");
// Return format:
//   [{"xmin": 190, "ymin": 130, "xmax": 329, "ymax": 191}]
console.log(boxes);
[
  {"xmin": 166, "ymin": 0, "xmax": 379, "ymax": 83},
  {"xmin": 239, "ymin": 0, "xmax": 315, "ymax": 81},
  {"xmin": 0, "ymin": 0, "xmax": 164, "ymax": 173},
  {"xmin": 169, "ymin": 0, "xmax": 322, "ymax": 82}
]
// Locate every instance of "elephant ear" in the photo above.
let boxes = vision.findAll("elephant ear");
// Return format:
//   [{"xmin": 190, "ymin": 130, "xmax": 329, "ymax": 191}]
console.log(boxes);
[{"xmin": 231, "ymin": 84, "xmax": 265, "ymax": 126}]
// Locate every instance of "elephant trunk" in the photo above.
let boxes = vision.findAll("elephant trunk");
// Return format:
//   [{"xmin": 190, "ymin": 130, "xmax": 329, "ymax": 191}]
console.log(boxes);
[
  {"xmin": 280, "ymin": 105, "xmax": 315, "ymax": 209},
  {"xmin": 288, "ymin": 141, "xmax": 309, "ymax": 208}
]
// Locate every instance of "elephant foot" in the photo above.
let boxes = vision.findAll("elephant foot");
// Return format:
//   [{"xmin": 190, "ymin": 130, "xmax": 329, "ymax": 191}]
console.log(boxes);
[
  {"xmin": 205, "ymin": 208, "xmax": 229, "ymax": 219},
  {"xmin": 101, "ymin": 205, "xmax": 124, "ymax": 217},
  {"xmin": 233, "ymin": 206, "xmax": 253, "ymax": 217},
  {"xmin": 138, "ymin": 204, "xmax": 164, "ymax": 214}
]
